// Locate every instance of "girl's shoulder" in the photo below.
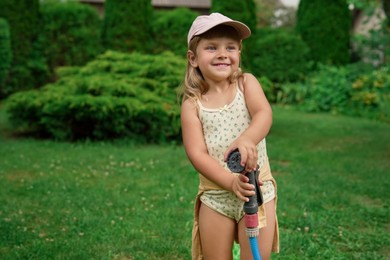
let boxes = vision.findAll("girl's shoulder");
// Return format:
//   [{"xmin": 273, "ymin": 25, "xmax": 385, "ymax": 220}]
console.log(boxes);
[
  {"xmin": 181, "ymin": 97, "xmax": 198, "ymax": 110},
  {"xmin": 238, "ymin": 73, "xmax": 259, "ymax": 93},
  {"xmin": 181, "ymin": 97, "xmax": 200, "ymax": 117},
  {"xmin": 241, "ymin": 72, "xmax": 258, "ymax": 83}
]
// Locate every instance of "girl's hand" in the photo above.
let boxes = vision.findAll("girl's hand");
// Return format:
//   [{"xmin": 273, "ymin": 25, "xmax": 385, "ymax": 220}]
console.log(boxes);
[
  {"xmin": 224, "ymin": 136, "xmax": 258, "ymax": 173},
  {"xmin": 231, "ymin": 174, "xmax": 256, "ymax": 202}
]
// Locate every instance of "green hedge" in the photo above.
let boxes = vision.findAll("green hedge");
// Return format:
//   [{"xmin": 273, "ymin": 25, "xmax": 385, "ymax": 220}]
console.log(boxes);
[
  {"xmin": 0, "ymin": 0, "xmax": 45, "ymax": 96},
  {"xmin": 296, "ymin": 0, "xmax": 351, "ymax": 65},
  {"xmin": 102, "ymin": 0, "xmax": 153, "ymax": 52},
  {"xmin": 251, "ymin": 29, "xmax": 310, "ymax": 83},
  {"xmin": 41, "ymin": 1, "xmax": 102, "ymax": 75},
  {"xmin": 0, "ymin": 18, "xmax": 11, "ymax": 87},
  {"xmin": 151, "ymin": 8, "xmax": 198, "ymax": 56},
  {"xmin": 0, "ymin": 0, "xmax": 39, "ymax": 66},
  {"xmin": 6, "ymin": 51, "xmax": 186, "ymax": 142}
]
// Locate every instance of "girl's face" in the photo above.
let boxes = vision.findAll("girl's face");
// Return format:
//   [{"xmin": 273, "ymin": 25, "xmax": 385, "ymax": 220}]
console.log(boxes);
[{"xmin": 188, "ymin": 36, "xmax": 241, "ymax": 83}]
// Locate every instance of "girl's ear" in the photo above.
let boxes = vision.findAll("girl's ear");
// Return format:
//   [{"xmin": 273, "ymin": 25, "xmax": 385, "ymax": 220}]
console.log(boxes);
[{"xmin": 187, "ymin": 50, "xmax": 198, "ymax": 68}]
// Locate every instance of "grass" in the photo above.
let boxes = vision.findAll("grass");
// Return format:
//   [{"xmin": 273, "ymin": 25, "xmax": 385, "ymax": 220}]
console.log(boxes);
[{"xmin": 0, "ymin": 105, "xmax": 389, "ymax": 259}]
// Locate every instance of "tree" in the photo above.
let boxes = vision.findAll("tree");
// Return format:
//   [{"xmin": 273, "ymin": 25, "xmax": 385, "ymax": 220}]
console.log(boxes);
[
  {"xmin": 101, "ymin": 0, "xmax": 153, "ymax": 52},
  {"xmin": 0, "ymin": 0, "xmax": 45, "ymax": 97},
  {"xmin": 0, "ymin": 19, "xmax": 12, "ymax": 87},
  {"xmin": 151, "ymin": 8, "xmax": 198, "ymax": 56},
  {"xmin": 244, "ymin": 0, "xmax": 258, "ymax": 30},
  {"xmin": 41, "ymin": 1, "xmax": 102, "ymax": 74},
  {"xmin": 296, "ymin": 0, "xmax": 351, "ymax": 65}
]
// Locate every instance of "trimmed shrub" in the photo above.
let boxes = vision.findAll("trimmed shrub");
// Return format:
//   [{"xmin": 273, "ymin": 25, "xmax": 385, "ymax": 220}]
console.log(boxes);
[
  {"xmin": 0, "ymin": 0, "xmax": 39, "ymax": 66},
  {"xmin": 0, "ymin": 18, "xmax": 12, "ymax": 87},
  {"xmin": 244, "ymin": 0, "xmax": 257, "ymax": 31},
  {"xmin": 0, "ymin": 0, "xmax": 45, "ymax": 97},
  {"xmin": 102, "ymin": 0, "xmax": 153, "ymax": 52},
  {"xmin": 151, "ymin": 8, "xmax": 198, "ymax": 56},
  {"xmin": 40, "ymin": 1, "xmax": 102, "ymax": 76},
  {"xmin": 5, "ymin": 51, "xmax": 186, "ymax": 142},
  {"xmin": 296, "ymin": 0, "xmax": 351, "ymax": 65},
  {"xmin": 251, "ymin": 29, "xmax": 310, "ymax": 83}
]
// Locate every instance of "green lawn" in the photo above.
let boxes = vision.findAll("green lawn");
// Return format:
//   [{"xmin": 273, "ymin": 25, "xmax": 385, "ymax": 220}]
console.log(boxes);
[{"xmin": 0, "ymin": 105, "xmax": 389, "ymax": 259}]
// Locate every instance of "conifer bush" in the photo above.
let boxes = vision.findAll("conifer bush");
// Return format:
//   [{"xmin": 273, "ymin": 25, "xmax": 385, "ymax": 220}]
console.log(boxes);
[
  {"xmin": 0, "ymin": 18, "xmax": 11, "ymax": 88},
  {"xmin": 0, "ymin": 0, "xmax": 45, "ymax": 97},
  {"xmin": 5, "ymin": 51, "xmax": 186, "ymax": 142},
  {"xmin": 40, "ymin": 1, "xmax": 102, "ymax": 76},
  {"xmin": 102, "ymin": 0, "xmax": 153, "ymax": 52},
  {"xmin": 151, "ymin": 8, "xmax": 198, "ymax": 56},
  {"xmin": 252, "ymin": 29, "xmax": 310, "ymax": 83},
  {"xmin": 0, "ymin": 0, "xmax": 39, "ymax": 67},
  {"xmin": 296, "ymin": 0, "xmax": 351, "ymax": 65}
]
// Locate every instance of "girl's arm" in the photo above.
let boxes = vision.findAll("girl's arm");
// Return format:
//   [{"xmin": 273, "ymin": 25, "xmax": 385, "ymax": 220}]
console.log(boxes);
[
  {"xmin": 181, "ymin": 98, "xmax": 255, "ymax": 201},
  {"xmin": 224, "ymin": 73, "xmax": 273, "ymax": 172}
]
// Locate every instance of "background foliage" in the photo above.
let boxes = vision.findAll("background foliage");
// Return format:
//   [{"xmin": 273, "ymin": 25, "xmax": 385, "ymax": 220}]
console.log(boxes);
[
  {"xmin": 40, "ymin": 1, "xmax": 102, "ymax": 80},
  {"xmin": 296, "ymin": 0, "xmax": 351, "ymax": 65},
  {"xmin": 101, "ymin": 0, "xmax": 153, "ymax": 52},
  {"xmin": 277, "ymin": 64, "xmax": 390, "ymax": 123},
  {"xmin": 0, "ymin": 0, "xmax": 47, "ymax": 97},
  {"xmin": 0, "ymin": 18, "xmax": 11, "ymax": 87},
  {"xmin": 251, "ymin": 28, "xmax": 310, "ymax": 83},
  {"xmin": 5, "ymin": 51, "xmax": 185, "ymax": 142},
  {"xmin": 151, "ymin": 8, "xmax": 198, "ymax": 57}
]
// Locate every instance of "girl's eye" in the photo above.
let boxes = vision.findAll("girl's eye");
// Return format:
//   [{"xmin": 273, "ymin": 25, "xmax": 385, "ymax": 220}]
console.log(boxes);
[
  {"xmin": 206, "ymin": 46, "xmax": 216, "ymax": 50},
  {"xmin": 227, "ymin": 46, "xmax": 237, "ymax": 51}
]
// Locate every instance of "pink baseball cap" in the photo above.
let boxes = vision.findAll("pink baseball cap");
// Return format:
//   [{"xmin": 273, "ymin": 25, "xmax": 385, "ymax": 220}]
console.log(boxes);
[{"xmin": 187, "ymin": 12, "xmax": 251, "ymax": 46}]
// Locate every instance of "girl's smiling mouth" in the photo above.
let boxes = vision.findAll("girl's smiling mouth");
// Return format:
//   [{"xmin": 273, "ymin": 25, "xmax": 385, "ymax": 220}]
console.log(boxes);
[{"xmin": 213, "ymin": 63, "xmax": 230, "ymax": 67}]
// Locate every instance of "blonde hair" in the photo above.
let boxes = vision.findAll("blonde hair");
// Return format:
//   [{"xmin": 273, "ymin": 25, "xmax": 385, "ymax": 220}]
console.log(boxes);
[{"xmin": 180, "ymin": 25, "xmax": 244, "ymax": 103}]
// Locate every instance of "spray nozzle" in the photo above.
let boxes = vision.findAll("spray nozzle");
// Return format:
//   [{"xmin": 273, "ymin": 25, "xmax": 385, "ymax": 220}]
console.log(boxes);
[
  {"xmin": 226, "ymin": 149, "xmax": 245, "ymax": 173},
  {"xmin": 226, "ymin": 149, "xmax": 264, "ymax": 209}
]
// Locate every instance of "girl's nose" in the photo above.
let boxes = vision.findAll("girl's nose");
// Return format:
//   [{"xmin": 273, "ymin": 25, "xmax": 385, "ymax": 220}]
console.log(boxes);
[{"xmin": 217, "ymin": 48, "xmax": 228, "ymax": 58}]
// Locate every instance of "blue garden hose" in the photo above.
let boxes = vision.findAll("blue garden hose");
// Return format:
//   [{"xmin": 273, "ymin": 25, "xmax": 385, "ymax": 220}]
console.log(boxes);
[
  {"xmin": 249, "ymin": 237, "xmax": 261, "ymax": 260},
  {"xmin": 227, "ymin": 149, "xmax": 262, "ymax": 260}
]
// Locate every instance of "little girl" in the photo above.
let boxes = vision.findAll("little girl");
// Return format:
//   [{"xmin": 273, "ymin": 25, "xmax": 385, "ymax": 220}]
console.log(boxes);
[{"xmin": 181, "ymin": 13, "xmax": 279, "ymax": 260}]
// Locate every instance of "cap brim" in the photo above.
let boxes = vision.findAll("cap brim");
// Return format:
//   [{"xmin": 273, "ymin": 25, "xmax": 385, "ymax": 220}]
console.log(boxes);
[
  {"xmin": 222, "ymin": 21, "xmax": 251, "ymax": 40},
  {"xmin": 194, "ymin": 21, "xmax": 251, "ymax": 41},
  {"xmin": 187, "ymin": 13, "xmax": 252, "ymax": 45}
]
